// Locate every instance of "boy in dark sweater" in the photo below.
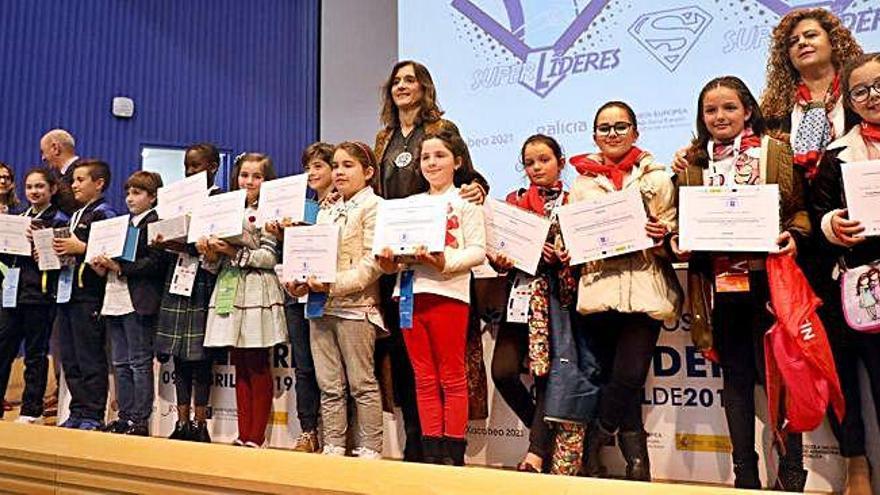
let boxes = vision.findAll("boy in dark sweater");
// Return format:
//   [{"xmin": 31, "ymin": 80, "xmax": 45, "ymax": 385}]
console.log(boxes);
[{"xmin": 53, "ymin": 159, "xmax": 117, "ymax": 430}]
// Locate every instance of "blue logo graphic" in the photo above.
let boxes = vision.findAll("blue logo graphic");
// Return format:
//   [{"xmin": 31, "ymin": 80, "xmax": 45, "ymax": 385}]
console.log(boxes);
[{"xmin": 628, "ymin": 6, "xmax": 712, "ymax": 73}]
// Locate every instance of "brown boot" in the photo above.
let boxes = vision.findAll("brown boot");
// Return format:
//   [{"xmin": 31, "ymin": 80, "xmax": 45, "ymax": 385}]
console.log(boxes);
[
  {"xmin": 292, "ymin": 430, "xmax": 320, "ymax": 453},
  {"xmin": 844, "ymin": 456, "xmax": 872, "ymax": 495}
]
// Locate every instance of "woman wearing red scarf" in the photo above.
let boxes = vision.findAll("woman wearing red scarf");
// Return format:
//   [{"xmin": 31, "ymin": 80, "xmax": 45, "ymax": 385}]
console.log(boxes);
[
  {"xmin": 812, "ymin": 53, "xmax": 880, "ymax": 495},
  {"xmin": 763, "ymin": 11, "xmax": 873, "ymax": 494},
  {"xmin": 569, "ymin": 101, "xmax": 681, "ymax": 482},
  {"xmin": 674, "ymin": 76, "xmax": 811, "ymax": 491}
]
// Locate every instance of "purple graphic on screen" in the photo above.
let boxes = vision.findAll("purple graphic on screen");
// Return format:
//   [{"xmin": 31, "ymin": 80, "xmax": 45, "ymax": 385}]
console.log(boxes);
[
  {"xmin": 752, "ymin": 0, "xmax": 856, "ymax": 16},
  {"xmin": 628, "ymin": 6, "xmax": 712, "ymax": 73},
  {"xmin": 451, "ymin": 0, "xmax": 612, "ymax": 97}
]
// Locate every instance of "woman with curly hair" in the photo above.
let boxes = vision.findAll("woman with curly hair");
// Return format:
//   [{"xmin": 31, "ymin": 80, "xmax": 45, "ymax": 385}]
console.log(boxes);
[
  {"xmin": 761, "ymin": 9, "xmax": 871, "ymax": 495},
  {"xmin": 761, "ymin": 8, "xmax": 863, "ymax": 169}
]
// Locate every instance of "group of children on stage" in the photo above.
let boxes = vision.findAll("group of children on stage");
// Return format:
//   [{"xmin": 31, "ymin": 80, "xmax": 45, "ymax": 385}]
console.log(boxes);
[{"xmin": 0, "ymin": 7, "xmax": 879, "ymax": 492}]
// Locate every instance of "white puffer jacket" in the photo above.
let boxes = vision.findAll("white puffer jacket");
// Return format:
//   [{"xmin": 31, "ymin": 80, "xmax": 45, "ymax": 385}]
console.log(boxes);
[{"xmin": 569, "ymin": 152, "xmax": 682, "ymax": 321}]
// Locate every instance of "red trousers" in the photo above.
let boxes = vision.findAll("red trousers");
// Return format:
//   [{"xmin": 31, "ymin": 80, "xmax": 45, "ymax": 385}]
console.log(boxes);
[
  {"xmin": 402, "ymin": 293, "xmax": 469, "ymax": 438},
  {"xmin": 231, "ymin": 348, "xmax": 273, "ymax": 445}
]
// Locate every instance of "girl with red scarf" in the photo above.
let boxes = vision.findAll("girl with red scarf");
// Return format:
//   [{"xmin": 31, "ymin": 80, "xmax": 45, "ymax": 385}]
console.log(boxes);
[
  {"xmin": 812, "ymin": 53, "xmax": 880, "ymax": 495},
  {"xmin": 488, "ymin": 134, "xmax": 580, "ymax": 474},
  {"xmin": 674, "ymin": 77, "xmax": 811, "ymax": 491},
  {"xmin": 570, "ymin": 101, "xmax": 681, "ymax": 482}
]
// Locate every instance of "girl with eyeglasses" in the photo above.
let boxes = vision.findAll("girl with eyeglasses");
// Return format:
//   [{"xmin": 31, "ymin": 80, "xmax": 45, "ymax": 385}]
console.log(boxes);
[
  {"xmin": 569, "ymin": 101, "xmax": 682, "ymax": 482},
  {"xmin": 673, "ymin": 76, "xmax": 811, "ymax": 491},
  {"xmin": 811, "ymin": 53, "xmax": 880, "ymax": 495}
]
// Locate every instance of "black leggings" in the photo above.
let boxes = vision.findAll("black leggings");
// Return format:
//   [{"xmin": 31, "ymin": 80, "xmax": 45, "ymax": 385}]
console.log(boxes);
[
  {"xmin": 579, "ymin": 311, "xmax": 660, "ymax": 432},
  {"xmin": 491, "ymin": 322, "xmax": 551, "ymax": 457},
  {"xmin": 714, "ymin": 274, "xmax": 803, "ymax": 467},
  {"xmin": 821, "ymin": 302, "xmax": 880, "ymax": 458},
  {"xmin": 173, "ymin": 357, "xmax": 212, "ymax": 407}
]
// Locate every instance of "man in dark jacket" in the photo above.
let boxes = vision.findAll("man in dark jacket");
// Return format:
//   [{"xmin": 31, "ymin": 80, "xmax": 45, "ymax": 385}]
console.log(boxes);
[{"xmin": 40, "ymin": 128, "xmax": 80, "ymax": 216}]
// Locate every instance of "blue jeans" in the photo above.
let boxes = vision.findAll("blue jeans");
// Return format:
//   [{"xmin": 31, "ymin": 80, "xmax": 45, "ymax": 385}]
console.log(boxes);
[
  {"xmin": 107, "ymin": 312, "xmax": 155, "ymax": 423},
  {"xmin": 286, "ymin": 303, "xmax": 319, "ymax": 432}
]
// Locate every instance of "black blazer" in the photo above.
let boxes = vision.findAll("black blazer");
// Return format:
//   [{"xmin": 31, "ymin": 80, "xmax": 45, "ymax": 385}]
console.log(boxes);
[
  {"xmin": 52, "ymin": 161, "xmax": 80, "ymax": 216},
  {"xmin": 118, "ymin": 210, "xmax": 166, "ymax": 315}
]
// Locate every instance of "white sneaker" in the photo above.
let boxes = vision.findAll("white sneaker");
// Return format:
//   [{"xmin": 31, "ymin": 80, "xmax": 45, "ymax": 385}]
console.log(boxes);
[
  {"xmin": 15, "ymin": 415, "xmax": 43, "ymax": 425},
  {"xmin": 321, "ymin": 444, "xmax": 346, "ymax": 456},
  {"xmin": 352, "ymin": 446, "xmax": 382, "ymax": 460}
]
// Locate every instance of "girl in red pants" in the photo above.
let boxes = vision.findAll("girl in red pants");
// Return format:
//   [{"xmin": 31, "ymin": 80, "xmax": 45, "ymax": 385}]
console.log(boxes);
[
  {"xmin": 378, "ymin": 129, "xmax": 486, "ymax": 465},
  {"xmin": 201, "ymin": 153, "xmax": 287, "ymax": 447}
]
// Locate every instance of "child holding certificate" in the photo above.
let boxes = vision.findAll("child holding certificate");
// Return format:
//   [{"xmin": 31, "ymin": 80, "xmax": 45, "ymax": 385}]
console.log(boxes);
[
  {"xmin": 52, "ymin": 160, "xmax": 118, "ymax": 430},
  {"xmin": 153, "ymin": 143, "xmax": 222, "ymax": 443},
  {"xmin": 377, "ymin": 129, "xmax": 486, "ymax": 465},
  {"xmin": 202, "ymin": 153, "xmax": 287, "ymax": 448},
  {"xmin": 278, "ymin": 142, "xmax": 333, "ymax": 453},
  {"xmin": 812, "ymin": 53, "xmax": 880, "ymax": 494},
  {"xmin": 89, "ymin": 171, "xmax": 165, "ymax": 436},
  {"xmin": 0, "ymin": 168, "xmax": 68, "ymax": 423},
  {"xmin": 673, "ymin": 77, "xmax": 811, "ymax": 490},
  {"xmin": 284, "ymin": 141, "xmax": 385, "ymax": 459},
  {"xmin": 488, "ymin": 134, "xmax": 596, "ymax": 475},
  {"xmin": 568, "ymin": 101, "xmax": 680, "ymax": 482}
]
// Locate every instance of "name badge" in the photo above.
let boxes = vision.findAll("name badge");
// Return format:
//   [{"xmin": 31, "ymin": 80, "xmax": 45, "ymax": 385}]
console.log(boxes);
[
  {"xmin": 2, "ymin": 267, "xmax": 20, "ymax": 308},
  {"xmin": 506, "ymin": 273, "xmax": 536, "ymax": 324},
  {"xmin": 399, "ymin": 269, "xmax": 415, "ymax": 329},
  {"xmin": 57, "ymin": 265, "xmax": 74, "ymax": 303}
]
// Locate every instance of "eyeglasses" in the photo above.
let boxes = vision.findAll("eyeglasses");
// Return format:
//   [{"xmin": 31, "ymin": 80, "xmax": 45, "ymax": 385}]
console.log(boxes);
[
  {"xmin": 849, "ymin": 78, "xmax": 880, "ymax": 103},
  {"xmin": 0, "ymin": 175, "xmax": 12, "ymax": 183},
  {"xmin": 594, "ymin": 122, "xmax": 633, "ymax": 137}
]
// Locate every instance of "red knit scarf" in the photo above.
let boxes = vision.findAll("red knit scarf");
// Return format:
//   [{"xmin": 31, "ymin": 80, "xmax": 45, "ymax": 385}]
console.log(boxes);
[
  {"xmin": 569, "ymin": 146, "xmax": 644, "ymax": 190},
  {"xmin": 863, "ymin": 122, "xmax": 880, "ymax": 160},
  {"xmin": 508, "ymin": 181, "xmax": 564, "ymax": 217}
]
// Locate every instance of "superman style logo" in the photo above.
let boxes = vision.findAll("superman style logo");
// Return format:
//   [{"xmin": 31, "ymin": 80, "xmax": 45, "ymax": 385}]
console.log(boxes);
[
  {"xmin": 752, "ymin": 0, "xmax": 856, "ymax": 16},
  {"xmin": 452, "ymin": 0, "xmax": 612, "ymax": 97},
  {"xmin": 628, "ymin": 6, "xmax": 712, "ymax": 73}
]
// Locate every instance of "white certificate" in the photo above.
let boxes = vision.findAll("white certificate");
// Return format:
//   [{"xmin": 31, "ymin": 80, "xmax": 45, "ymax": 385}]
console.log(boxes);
[
  {"xmin": 557, "ymin": 186, "xmax": 654, "ymax": 265},
  {"xmin": 0, "ymin": 215, "xmax": 32, "ymax": 256},
  {"xmin": 372, "ymin": 196, "xmax": 446, "ymax": 256},
  {"xmin": 156, "ymin": 171, "xmax": 209, "ymax": 220},
  {"xmin": 85, "ymin": 216, "xmax": 130, "ymax": 261},
  {"xmin": 187, "ymin": 189, "xmax": 246, "ymax": 242},
  {"xmin": 32, "ymin": 228, "xmax": 61, "ymax": 270},
  {"xmin": 283, "ymin": 224, "xmax": 339, "ymax": 283},
  {"xmin": 256, "ymin": 174, "xmax": 309, "ymax": 227},
  {"xmin": 679, "ymin": 185, "xmax": 780, "ymax": 252},
  {"xmin": 841, "ymin": 160, "xmax": 880, "ymax": 237},
  {"xmin": 147, "ymin": 215, "xmax": 190, "ymax": 244},
  {"xmin": 484, "ymin": 198, "xmax": 550, "ymax": 275}
]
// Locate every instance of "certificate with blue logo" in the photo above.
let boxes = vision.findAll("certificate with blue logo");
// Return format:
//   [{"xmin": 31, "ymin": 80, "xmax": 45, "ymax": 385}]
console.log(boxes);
[
  {"xmin": 282, "ymin": 224, "xmax": 339, "ymax": 283},
  {"xmin": 557, "ymin": 186, "xmax": 654, "ymax": 265},
  {"xmin": 484, "ymin": 198, "xmax": 550, "ymax": 275},
  {"xmin": 679, "ymin": 185, "xmax": 780, "ymax": 252},
  {"xmin": 372, "ymin": 196, "xmax": 446, "ymax": 256}
]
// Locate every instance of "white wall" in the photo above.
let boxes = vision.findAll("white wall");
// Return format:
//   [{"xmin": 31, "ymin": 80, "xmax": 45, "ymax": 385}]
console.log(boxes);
[{"xmin": 319, "ymin": 0, "xmax": 398, "ymax": 145}]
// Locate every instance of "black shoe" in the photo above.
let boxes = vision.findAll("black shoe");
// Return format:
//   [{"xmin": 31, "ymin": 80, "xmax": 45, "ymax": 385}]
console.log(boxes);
[
  {"xmin": 774, "ymin": 463, "xmax": 808, "ymax": 492},
  {"xmin": 124, "ymin": 422, "xmax": 150, "ymax": 436},
  {"xmin": 421, "ymin": 436, "xmax": 443, "ymax": 464},
  {"xmin": 733, "ymin": 452, "xmax": 761, "ymax": 489},
  {"xmin": 442, "ymin": 437, "xmax": 467, "ymax": 466},
  {"xmin": 168, "ymin": 421, "xmax": 191, "ymax": 441},
  {"xmin": 581, "ymin": 422, "xmax": 614, "ymax": 477},
  {"xmin": 617, "ymin": 430, "xmax": 651, "ymax": 482},
  {"xmin": 190, "ymin": 421, "xmax": 211, "ymax": 443},
  {"xmin": 101, "ymin": 419, "xmax": 131, "ymax": 434}
]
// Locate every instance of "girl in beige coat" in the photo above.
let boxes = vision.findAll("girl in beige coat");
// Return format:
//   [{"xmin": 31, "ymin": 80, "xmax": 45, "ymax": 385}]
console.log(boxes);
[
  {"xmin": 569, "ymin": 101, "xmax": 681, "ymax": 481},
  {"xmin": 285, "ymin": 142, "xmax": 386, "ymax": 459}
]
